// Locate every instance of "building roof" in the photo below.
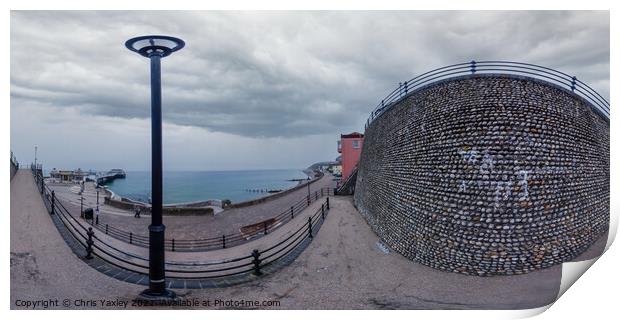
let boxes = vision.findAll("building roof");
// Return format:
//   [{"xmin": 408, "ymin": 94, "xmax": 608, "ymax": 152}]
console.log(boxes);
[
  {"xmin": 341, "ymin": 132, "xmax": 364, "ymax": 139},
  {"xmin": 50, "ymin": 169, "xmax": 87, "ymax": 176}
]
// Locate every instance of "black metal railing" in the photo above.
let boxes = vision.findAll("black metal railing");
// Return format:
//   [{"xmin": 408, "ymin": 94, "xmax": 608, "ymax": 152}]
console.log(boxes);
[
  {"xmin": 10, "ymin": 151, "xmax": 19, "ymax": 168},
  {"xmin": 89, "ymin": 187, "xmax": 332, "ymax": 251},
  {"xmin": 365, "ymin": 60, "xmax": 610, "ymax": 129},
  {"xmin": 31, "ymin": 166, "xmax": 331, "ymax": 280},
  {"xmin": 10, "ymin": 151, "xmax": 19, "ymax": 180},
  {"xmin": 335, "ymin": 167, "xmax": 358, "ymax": 196}
]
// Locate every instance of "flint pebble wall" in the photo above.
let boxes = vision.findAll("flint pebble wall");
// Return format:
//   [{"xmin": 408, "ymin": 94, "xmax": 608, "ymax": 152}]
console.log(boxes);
[{"xmin": 354, "ymin": 74, "xmax": 609, "ymax": 276}]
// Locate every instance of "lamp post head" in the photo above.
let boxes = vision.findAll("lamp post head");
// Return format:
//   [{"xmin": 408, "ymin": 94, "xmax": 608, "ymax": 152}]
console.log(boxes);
[{"xmin": 125, "ymin": 35, "xmax": 185, "ymax": 58}]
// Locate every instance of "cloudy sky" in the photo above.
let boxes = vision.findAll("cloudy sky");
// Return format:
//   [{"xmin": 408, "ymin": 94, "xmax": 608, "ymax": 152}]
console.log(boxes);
[{"xmin": 10, "ymin": 11, "xmax": 609, "ymax": 171}]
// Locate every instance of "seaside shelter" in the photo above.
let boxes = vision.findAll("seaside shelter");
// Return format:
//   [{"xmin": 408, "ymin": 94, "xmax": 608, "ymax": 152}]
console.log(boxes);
[{"xmin": 49, "ymin": 168, "xmax": 87, "ymax": 183}]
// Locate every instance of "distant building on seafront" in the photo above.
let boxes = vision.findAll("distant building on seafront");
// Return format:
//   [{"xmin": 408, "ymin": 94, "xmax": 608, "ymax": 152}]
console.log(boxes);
[
  {"xmin": 338, "ymin": 132, "xmax": 364, "ymax": 182},
  {"xmin": 331, "ymin": 164, "xmax": 342, "ymax": 176},
  {"xmin": 49, "ymin": 168, "xmax": 87, "ymax": 183}
]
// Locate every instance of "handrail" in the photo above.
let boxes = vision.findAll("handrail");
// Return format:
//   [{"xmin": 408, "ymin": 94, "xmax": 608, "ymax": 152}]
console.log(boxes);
[
  {"xmin": 30, "ymin": 166, "xmax": 331, "ymax": 281},
  {"xmin": 10, "ymin": 151, "xmax": 19, "ymax": 168},
  {"xmin": 365, "ymin": 60, "xmax": 610, "ymax": 129}
]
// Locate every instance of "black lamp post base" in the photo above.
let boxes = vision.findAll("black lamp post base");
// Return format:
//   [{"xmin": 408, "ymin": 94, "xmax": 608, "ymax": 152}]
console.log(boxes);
[{"xmin": 136, "ymin": 288, "xmax": 178, "ymax": 304}]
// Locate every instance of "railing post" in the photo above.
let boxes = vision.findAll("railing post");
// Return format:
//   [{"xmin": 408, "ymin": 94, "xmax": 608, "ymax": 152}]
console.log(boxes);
[
  {"xmin": 172, "ymin": 239, "xmax": 175, "ymax": 251},
  {"xmin": 321, "ymin": 204, "xmax": 325, "ymax": 220},
  {"xmin": 327, "ymin": 197, "xmax": 330, "ymax": 210},
  {"xmin": 105, "ymin": 224, "xmax": 108, "ymax": 234},
  {"xmin": 264, "ymin": 221, "xmax": 268, "ymax": 235},
  {"xmin": 252, "ymin": 249, "xmax": 262, "ymax": 276},
  {"xmin": 51, "ymin": 191, "xmax": 55, "ymax": 215},
  {"xmin": 291, "ymin": 206, "xmax": 294, "ymax": 219},
  {"xmin": 315, "ymin": 190, "xmax": 318, "ymax": 200},
  {"xmin": 129, "ymin": 232, "xmax": 133, "ymax": 244},
  {"xmin": 571, "ymin": 76, "xmax": 577, "ymax": 92},
  {"xmin": 86, "ymin": 227, "xmax": 94, "ymax": 260},
  {"xmin": 321, "ymin": 188, "xmax": 324, "ymax": 197},
  {"xmin": 470, "ymin": 60, "xmax": 476, "ymax": 74},
  {"xmin": 307, "ymin": 194, "xmax": 310, "ymax": 206},
  {"xmin": 222, "ymin": 234, "xmax": 226, "ymax": 249},
  {"xmin": 308, "ymin": 216, "xmax": 313, "ymax": 239},
  {"xmin": 40, "ymin": 176, "xmax": 44, "ymax": 193},
  {"xmin": 404, "ymin": 80, "xmax": 408, "ymax": 94}
]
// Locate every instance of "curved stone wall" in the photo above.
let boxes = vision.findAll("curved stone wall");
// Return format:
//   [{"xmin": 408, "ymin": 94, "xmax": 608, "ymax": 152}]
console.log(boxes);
[{"xmin": 354, "ymin": 75, "xmax": 609, "ymax": 276}]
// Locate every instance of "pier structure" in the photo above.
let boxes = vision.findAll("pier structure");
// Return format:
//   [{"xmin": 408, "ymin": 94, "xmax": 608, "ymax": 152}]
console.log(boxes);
[{"xmin": 95, "ymin": 169, "xmax": 126, "ymax": 186}]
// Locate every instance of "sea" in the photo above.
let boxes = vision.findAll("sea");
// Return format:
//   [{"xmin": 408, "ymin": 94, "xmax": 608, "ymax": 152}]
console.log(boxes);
[{"xmin": 101, "ymin": 169, "xmax": 309, "ymax": 204}]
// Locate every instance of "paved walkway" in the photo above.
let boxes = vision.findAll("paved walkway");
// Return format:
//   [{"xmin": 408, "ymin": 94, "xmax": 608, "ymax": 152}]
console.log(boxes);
[
  {"xmin": 12, "ymin": 169, "xmax": 606, "ymax": 309},
  {"xmin": 11, "ymin": 170, "xmax": 141, "ymax": 309},
  {"xmin": 49, "ymin": 174, "xmax": 336, "ymax": 240},
  {"xmin": 183, "ymin": 196, "xmax": 565, "ymax": 310}
]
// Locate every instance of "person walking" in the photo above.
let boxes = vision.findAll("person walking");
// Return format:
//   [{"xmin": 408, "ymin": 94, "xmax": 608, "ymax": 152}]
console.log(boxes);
[{"xmin": 134, "ymin": 205, "xmax": 141, "ymax": 218}]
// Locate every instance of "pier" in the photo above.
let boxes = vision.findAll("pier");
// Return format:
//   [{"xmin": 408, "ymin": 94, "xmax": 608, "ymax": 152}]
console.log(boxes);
[{"xmin": 95, "ymin": 169, "xmax": 126, "ymax": 186}]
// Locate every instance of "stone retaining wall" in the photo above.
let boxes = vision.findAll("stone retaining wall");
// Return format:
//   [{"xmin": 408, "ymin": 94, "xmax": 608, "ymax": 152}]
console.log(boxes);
[
  {"xmin": 354, "ymin": 74, "xmax": 609, "ymax": 276},
  {"xmin": 104, "ymin": 197, "xmax": 214, "ymax": 216}
]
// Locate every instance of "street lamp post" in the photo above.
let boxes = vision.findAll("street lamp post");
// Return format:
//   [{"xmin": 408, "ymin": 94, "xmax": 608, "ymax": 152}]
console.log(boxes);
[
  {"xmin": 126, "ymin": 35, "xmax": 185, "ymax": 301},
  {"xmin": 307, "ymin": 177, "xmax": 311, "ymax": 205},
  {"xmin": 96, "ymin": 188, "xmax": 100, "ymax": 225}
]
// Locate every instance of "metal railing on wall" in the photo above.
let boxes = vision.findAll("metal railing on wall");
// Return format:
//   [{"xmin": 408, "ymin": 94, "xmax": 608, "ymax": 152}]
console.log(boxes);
[
  {"xmin": 31, "ymin": 166, "xmax": 331, "ymax": 280},
  {"xmin": 365, "ymin": 60, "xmax": 610, "ymax": 129}
]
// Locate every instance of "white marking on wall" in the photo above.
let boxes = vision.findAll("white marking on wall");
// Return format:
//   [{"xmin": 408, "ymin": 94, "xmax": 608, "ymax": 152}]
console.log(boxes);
[
  {"xmin": 517, "ymin": 170, "xmax": 530, "ymax": 200},
  {"xmin": 458, "ymin": 149, "xmax": 479, "ymax": 164},
  {"xmin": 480, "ymin": 150, "xmax": 495, "ymax": 173},
  {"xmin": 493, "ymin": 181, "xmax": 513, "ymax": 210},
  {"xmin": 458, "ymin": 180, "xmax": 467, "ymax": 193}
]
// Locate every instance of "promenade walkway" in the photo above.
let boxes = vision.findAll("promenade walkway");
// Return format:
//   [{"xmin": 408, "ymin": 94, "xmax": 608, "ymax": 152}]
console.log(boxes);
[
  {"xmin": 50, "ymin": 173, "xmax": 336, "ymax": 240},
  {"xmin": 10, "ymin": 169, "xmax": 140, "ymax": 308},
  {"xmin": 14, "ymin": 168, "xmax": 605, "ymax": 309}
]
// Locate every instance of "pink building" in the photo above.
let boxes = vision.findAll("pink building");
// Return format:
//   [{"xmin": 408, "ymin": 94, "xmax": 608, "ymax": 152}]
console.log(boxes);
[{"xmin": 338, "ymin": 132, "xmax": 364, "ymax": 182}]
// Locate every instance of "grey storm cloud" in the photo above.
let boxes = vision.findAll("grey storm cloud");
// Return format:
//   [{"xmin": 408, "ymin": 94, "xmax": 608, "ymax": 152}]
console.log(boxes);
[{"xmin": 11, "ymin": 11, "xmax": 610, "ymax": 139}]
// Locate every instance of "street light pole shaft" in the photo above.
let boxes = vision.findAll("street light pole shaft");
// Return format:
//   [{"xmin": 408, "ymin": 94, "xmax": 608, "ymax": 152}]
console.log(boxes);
[
  {"xmin": 150, "ymin": 54, "xmax": 163, "ymax": 226},
  {"xmin": 148, "ymin": 53, "xmax": 166, "ymax": 294},
  {"xmin": 126, "ymin": 35, "xmax": 184, "ymax": 301}
]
